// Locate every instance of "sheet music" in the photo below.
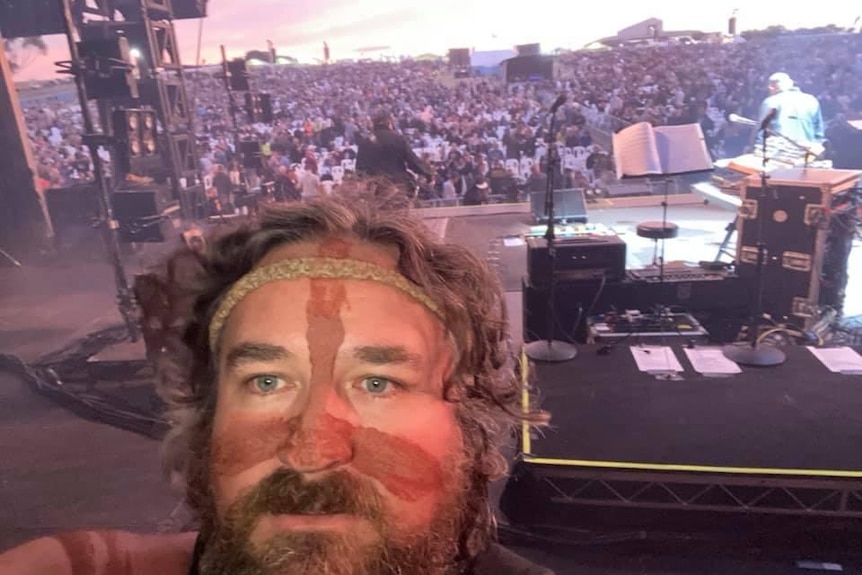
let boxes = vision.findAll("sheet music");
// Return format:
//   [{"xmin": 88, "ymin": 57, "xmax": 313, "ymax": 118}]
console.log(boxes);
[
  {"xmin": 612, "ymin": 122, "xmax": 662, "ymax": 178},
  {"xmin": 653, "ymin": 124, "xmax": 713, "ymax": 174},
  {"xmin": 684, "ymin": 347, "xmax": 742, "ymax": 375},
  {"xmin": 630, "ymin": 346, "xmax": 684, "ymax": 374},
  {"xmin": 807, "ymin": 347, "xmax": 862, "ymax": 374}
]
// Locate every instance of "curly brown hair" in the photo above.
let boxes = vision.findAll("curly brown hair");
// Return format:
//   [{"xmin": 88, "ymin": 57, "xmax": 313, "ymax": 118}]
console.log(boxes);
[{"xmin": 150, "ymin": 181, "xmax": 548, "ymax": 561}]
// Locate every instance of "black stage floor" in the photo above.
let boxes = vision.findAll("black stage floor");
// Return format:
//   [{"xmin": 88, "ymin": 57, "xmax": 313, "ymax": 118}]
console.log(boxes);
[{"xmin": 526, "ymin": 344, "xmax": 862, "ymax": 473}]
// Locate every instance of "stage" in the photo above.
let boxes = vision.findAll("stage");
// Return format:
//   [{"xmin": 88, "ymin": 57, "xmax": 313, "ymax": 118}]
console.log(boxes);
[{"xmin": 501, "ymin": 344, "xmax": 862, "ymax": 536}]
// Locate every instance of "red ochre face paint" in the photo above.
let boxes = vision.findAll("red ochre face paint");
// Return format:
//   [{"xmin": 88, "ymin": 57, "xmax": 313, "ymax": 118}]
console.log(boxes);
[
  {"xmin": 210, "ymin": 237, "xmax": 448, "ymax": 504},
  {"xmin": 53, "ymin": 531, "xmax": 97, "ymax": 575},
  {"xmin": 212, "ymin": 412, "xmax": 446, "ymax": 502}
]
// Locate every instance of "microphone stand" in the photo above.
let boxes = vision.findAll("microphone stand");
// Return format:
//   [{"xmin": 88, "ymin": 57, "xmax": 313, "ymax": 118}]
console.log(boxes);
[
  {"xmin": 723, "ymin": 123, "xmax": 786, "ymax": 366},
  {"xmin": 525, "ymin": 102, "xmax": 578, "ymax": 362}
]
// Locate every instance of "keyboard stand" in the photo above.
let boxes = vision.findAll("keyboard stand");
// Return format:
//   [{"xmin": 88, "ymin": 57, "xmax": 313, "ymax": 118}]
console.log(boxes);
[{"xmin": 715, "ymin": 216, "xmax": 737, "ymax": 263}]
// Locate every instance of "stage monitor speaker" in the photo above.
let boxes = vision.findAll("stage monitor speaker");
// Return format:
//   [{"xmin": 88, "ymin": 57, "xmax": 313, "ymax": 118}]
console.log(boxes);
[
  {"xmin": 0, "ymin": 0, "xmax": 65, "ymax": 39},
  {"xmin": 112, "ymin": 187, "xmax": 177, "ymax": 242},
  {"xmin": 530, "ymin": 188, "xmax": 587, "ymax": 224},
  {"xmin": 77, "ymin": 36, "xmax": 139, "ymax": 100}
]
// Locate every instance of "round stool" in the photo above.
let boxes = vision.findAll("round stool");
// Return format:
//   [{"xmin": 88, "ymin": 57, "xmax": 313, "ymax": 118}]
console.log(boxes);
[{"xmin": 636, "ymin": 221, "xmax": 679, "ymax": 265}]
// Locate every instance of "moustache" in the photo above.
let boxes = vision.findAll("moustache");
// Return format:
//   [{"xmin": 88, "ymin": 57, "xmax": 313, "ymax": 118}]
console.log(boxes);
[{"xmin": 229, "ymin": 468, "xmax": 386, "ymax": 527}]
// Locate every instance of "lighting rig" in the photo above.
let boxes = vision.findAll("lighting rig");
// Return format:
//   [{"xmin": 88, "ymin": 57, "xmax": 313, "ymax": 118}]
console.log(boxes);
[{"xmin": 4, "ymin": 0, "xmax": 207, "ymax": 340}]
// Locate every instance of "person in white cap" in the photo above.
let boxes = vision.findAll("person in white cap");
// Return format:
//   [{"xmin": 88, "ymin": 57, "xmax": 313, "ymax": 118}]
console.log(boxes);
[{"xmin": 755, "ymin": 72, "xmax": 824, "ymax": 150}]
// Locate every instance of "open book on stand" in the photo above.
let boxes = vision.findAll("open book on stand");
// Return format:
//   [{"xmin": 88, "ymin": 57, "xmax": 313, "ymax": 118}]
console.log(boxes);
[{"xmin": 612, "ymin": 122, "xmax": 713, "ymax": 179}]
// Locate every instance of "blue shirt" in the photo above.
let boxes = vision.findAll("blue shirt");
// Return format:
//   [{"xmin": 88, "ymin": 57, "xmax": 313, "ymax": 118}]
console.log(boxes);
[{"xmin": 757, "ymin": 88, "xmax": 825, "ymax": 145}]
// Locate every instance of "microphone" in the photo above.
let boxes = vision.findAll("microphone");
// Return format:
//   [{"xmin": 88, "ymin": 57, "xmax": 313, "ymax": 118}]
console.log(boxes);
[
  {"xmin": 728, "ymin": 113, "xmax": 757, "ymax": 127},
  {"xmin": 550, "ymin": 94, "xmax": 567, "ymax": 114},
  {"xmin": 759, "ymin": 108, "xmax": 778, "ymax": 131}
]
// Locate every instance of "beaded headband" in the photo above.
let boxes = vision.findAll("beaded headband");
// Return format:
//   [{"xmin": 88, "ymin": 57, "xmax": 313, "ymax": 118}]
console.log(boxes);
[{"xmin": 208, "ymin": 257, "xmax": 443, "ymax": 351}]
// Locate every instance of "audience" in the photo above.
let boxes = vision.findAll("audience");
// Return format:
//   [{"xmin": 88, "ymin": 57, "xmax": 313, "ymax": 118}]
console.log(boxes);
[{"xmin": 18, "ymin": 30, "xmax": 862, "ymax": 203}]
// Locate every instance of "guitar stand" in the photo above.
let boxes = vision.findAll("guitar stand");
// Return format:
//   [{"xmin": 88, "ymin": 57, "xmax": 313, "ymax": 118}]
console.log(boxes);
[{"xmin": 0, "ymin": 247, "xmax": 22, "ymax": 267}]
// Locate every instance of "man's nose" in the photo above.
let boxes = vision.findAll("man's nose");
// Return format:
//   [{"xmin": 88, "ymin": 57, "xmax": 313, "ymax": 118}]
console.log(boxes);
[{"xmin": 277, "ymin": 388, "xmax": 355, "ymax": 474}]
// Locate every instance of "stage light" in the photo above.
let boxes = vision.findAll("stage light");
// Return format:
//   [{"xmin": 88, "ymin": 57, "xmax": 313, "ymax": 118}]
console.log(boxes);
[
  {"xmin": 130, "ymin": 48, "xmax": 142, "ymax": 60},
  {"xmin": 113, "ymin": 109, "xmax": 162, "ymax": 174}
]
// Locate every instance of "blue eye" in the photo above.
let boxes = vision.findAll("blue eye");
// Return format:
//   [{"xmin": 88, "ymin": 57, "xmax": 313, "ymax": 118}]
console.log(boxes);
[
  {"xmin": 250, "ymin": 374, "xmax": 283, "ymax": 394},
  {"xmin": 362, "ymin": 376, "xmax": 393, "ymax": 395}
]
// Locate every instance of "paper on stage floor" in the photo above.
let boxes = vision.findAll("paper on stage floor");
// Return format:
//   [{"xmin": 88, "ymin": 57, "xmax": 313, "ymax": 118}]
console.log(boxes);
[
  {"xmin": 807, "ymin": 347, "xmax": 862, "ymax": 374},
  {"xmin": 684, "ymin": 347, "xmax": 742, "ymax": 375},
  {"xmin": 630, "ymin": 346, "xmax": 684, "ymax": 374}
]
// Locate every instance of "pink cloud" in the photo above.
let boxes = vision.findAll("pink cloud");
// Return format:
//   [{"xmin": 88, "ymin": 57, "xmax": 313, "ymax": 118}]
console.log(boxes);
[{"xmin": 12, "ymin": 0, "xmax": 418, "ymax": 81}]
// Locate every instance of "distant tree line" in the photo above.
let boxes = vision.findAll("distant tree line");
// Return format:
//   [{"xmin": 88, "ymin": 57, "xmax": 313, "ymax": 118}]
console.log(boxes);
[
  {"xmin": 4, "ymin": 37, "xmax": 48, "ymax": 74},
  {"xmin": 741, "ymin": 24, "xmax": 850, "ymax": 40}
]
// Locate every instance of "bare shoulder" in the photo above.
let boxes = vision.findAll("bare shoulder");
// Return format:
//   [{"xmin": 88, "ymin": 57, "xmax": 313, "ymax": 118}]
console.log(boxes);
[{"xmin": 0, "ymin": 530, "xmax": 198, "ymax": 575}]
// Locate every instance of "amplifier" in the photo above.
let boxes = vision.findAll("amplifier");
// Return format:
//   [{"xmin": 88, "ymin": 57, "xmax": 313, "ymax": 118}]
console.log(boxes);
[{"xmin": 527, "ymin": 235, "xmax": 626, "ymax": 284}]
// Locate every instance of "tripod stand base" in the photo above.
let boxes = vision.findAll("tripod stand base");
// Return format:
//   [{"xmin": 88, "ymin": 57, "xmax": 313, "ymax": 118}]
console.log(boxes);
[
  {"xmin": 0, "ymin": 248, "xmax": 22, "ymax": 267},
  {"xmin": 722, "ymin": 342, "xmax": 786, "ymax": 367},
  {"xmin": 524, "ymin": 339, "xmax": 578, "ymax": 362}
]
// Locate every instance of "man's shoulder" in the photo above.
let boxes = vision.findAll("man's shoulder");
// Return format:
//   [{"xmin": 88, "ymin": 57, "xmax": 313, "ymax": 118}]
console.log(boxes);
[
  {"xmin": 0, "ymin": 530, "xmax": 197, "ymax": 575},
  {"xmin": 471, "ymin": 543, "xmax": 556, "ymax": 575}
]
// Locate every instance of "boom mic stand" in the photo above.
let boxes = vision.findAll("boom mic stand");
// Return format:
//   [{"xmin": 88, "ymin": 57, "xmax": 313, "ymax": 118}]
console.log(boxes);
[
  {"xmin": 525, "ymin": 96, "xmax": 577, "ymax": 362},
  {"xmin": 723, "ymin": 122, "xmax": 785, "ymax": 366}
]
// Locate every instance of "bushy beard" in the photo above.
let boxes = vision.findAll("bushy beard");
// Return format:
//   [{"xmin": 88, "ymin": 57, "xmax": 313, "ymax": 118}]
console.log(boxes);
[{"xmin": 195, "ymin": 467, "xmax": 473, "ymax": 575}]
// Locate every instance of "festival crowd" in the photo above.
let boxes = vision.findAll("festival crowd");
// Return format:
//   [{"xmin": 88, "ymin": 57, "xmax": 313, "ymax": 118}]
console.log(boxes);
[{"xmin": 17, "ymin": 30, "xmax": 862, "ymax": 203}]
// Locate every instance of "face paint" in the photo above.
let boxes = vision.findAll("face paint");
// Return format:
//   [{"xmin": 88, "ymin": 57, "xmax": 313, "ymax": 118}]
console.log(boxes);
[
  {"xmin": 212, "ymin": 413, "xmax": 447, "ymax": 502},
  {"xmin": 102, "ymin": 531, "xmax": 133, "ymax": 575},
  {"xmin": 205, "ymin": 236, "xmax": 465, "ymax": 571},
  {"xmin": 210, "ymin": 415, "xmax": 352, "ymax": 478},
  {"xmin": 53, "ymin": 531, "xmax": 97, "ymax": 575}
]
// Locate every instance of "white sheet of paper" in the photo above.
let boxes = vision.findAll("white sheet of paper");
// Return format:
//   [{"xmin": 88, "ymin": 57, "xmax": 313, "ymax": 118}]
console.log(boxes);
[
  {"xmin": 807, "ymin": 347, "xmax": 862, "ymax": 374},
  {"xmin": 503, "ymin": 237, "xmax": 525, "ymax": 247},
  {"xmin": 684, "ymin": 347, "xmax": 742, "ymax": 375},
  {"xmin": 630, "ymin": 346, "xmax": 684, "ymax": 374}
]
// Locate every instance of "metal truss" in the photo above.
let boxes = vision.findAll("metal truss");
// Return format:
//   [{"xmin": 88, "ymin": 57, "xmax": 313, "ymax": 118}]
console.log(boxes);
[
  {"xmin": 139, "ymin": 76, "xmax": 191, "ymax": 131},
  {"xmin": 534, "ymin": 466, "xmax": 862, "ymax": 518},
  {"xmin": 79, "ymin": 0, "xmax": 197, "ymax": 190}
]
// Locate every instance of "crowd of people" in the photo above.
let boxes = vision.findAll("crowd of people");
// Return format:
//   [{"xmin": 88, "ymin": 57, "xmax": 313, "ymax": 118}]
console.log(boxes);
[{"xmin": 17, "ymin": 30, "xmax": 862, "ymax": 203}]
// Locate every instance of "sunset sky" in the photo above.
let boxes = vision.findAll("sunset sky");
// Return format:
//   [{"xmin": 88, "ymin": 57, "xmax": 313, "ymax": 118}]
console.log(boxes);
[{"xmin": 8, "ymin": 0, "xmax": 862, "ymax": 82}]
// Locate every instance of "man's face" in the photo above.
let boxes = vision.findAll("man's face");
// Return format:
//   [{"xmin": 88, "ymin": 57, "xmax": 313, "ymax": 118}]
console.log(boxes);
[{"xmin": 200, "ymin": 238, "xmax": 469, "ymax": 574}]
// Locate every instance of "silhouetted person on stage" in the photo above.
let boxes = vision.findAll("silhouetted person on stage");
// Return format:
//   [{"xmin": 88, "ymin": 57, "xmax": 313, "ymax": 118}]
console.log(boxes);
[{"xmin": 356, "ymin": 111, "xmax": 433, "ymax": 193}]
